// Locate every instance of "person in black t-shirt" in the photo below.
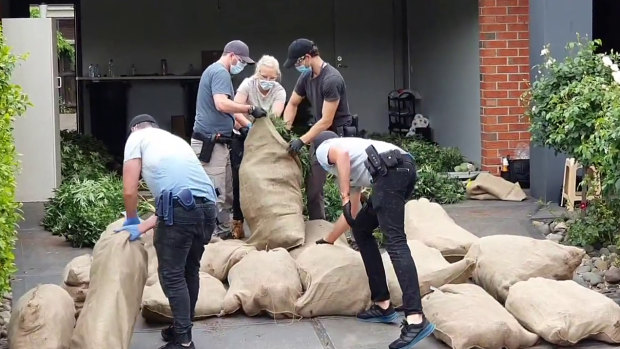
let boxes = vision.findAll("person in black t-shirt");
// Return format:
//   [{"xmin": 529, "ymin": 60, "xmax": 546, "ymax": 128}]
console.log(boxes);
[{"xmin": 282, "ymin": 38, "xmax": 354, "ymax": 221}]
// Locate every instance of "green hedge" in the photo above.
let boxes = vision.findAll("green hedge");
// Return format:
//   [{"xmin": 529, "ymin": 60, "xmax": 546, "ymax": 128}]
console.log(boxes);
[{"xmin": 0, "ymin": 27, "xmax": 31, "ymax": 294}]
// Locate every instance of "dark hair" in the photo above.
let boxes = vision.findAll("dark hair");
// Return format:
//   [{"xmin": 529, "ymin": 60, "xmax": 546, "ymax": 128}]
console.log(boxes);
[{"xmin": 309, "ymin": 44, "xmax": 320, "ymax": 57}]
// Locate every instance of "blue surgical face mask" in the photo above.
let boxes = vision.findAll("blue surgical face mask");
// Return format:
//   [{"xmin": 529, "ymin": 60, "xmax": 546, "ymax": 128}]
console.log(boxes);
[
  {"xmin": 230, "ymin": 57, "xmax": 246, "ymax": 75},
  {"xmin": 296, "ymin": 65, "xmax": 311, "ymax": 74},
  {"xmin": 259, "ymin": 79, "xmax": 275, "ymax": 91}
]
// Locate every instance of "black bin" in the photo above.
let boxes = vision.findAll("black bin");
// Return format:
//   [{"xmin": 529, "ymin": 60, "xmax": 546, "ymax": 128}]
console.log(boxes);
[{"xmin": 508, "ymin": 159, "xmax": 530, "ymax": 188}]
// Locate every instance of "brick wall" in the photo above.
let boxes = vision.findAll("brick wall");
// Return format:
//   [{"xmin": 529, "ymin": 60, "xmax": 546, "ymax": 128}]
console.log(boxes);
[{"xmin": 479, "ymin": 0, "xmax": 530, "ymax": 174}]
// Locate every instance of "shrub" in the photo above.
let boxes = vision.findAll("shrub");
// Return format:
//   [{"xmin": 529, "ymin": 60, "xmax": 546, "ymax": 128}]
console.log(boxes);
[
  {"xmin": 0, "ymin": 26, "xmax": 31, "ymax": 294},
  {"xmin": 60, "ymin": 130, "xmax": 115, "ymax": 180},
  {"xmin": 567, "ymin": 199, "xmax": 620, "ymax": 247},
  {"xmin": 42, "ymin": 175, "xmax": 152, "ymax": 247},
  {"xmin": 414, "ymin": 166, "xmax": 466, "ymax": 204}
]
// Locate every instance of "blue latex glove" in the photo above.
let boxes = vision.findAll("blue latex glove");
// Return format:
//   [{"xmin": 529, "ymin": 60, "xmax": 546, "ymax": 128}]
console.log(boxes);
[
  {"xmin": 247, "ymin": 122, "xmax": 252, "ymax": 129},
  {"xmin": 123, "ymin": 217, "xmax": 141, "ymax": 226},
  {"xmin": 114, "ymin": 224, "xmax": 142, "ymax": 241}
]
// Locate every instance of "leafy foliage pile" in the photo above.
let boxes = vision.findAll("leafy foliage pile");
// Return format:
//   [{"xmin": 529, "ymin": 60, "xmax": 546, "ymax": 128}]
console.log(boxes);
[
  {"xmin": 60, "ymin": 130, "xmax": 116, "ymax": 180},
  {"xmin": 0, "ymin": 26, "xmax": 31, "ymax": 294}
]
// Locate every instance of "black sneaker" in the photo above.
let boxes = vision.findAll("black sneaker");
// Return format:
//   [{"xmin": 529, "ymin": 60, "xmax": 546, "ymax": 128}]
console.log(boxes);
[
  {"xmin": 161, "ymin": 325, "xmax": 174, "ymax": 342},
  {"xmin": 356, "ymin": 304, "xmax": 399, "ymax": 324},
  {"xmin": 388, "ymin": 317, "xmax": 436, "ymax": 349},
  {"xmin": 158, "ymin": 341, "xmax": 195, "ymax": 349}
]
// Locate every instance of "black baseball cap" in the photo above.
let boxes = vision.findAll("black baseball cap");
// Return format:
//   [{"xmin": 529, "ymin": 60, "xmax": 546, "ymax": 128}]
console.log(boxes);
[
  {"xmin": 128, "ymin": 114, "xmax": 159, "ymax": 131},
  {"xmin": 313, "ymin": 131, "xmax": 339, "ymax": 150},
  {"xmin": 223, "ymin": 40, "xmax": 255, "ymax": 64},
  {"xmin": 283, "ymin": 38, "xmax": 316, "ymax": 68}
]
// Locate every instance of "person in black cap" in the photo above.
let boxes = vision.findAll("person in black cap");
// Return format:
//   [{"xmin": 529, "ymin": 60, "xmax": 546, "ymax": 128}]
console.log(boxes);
[
  {"xmin": 282, "ymin": 38, "xmax": 355, "ymax": 221},
  {"xmin": 190, "ymin": 40, "xmax": 267, "ymax": 239},
  {"xmin": 312, "ymin": 130, "xmax": 435, "ymax": 349},
  {"xmin": 116, "ymin": 114, "xmax": 218, "ymax": 349}
]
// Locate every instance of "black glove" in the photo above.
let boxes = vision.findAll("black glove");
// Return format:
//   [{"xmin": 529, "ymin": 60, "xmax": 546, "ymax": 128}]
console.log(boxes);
[
  {"xmin": 288, "ymin": 138, "xmax": 306, "ymax": 155},
  {"xmin": 239, "ymin": 126, "xmax": 250, "ymax": 139},
  {"xmin": 250, "ymin": 106, "xmax": 267, "ymax": 119},
  {"xmin": 315, "ymin": 238, "xmax": 333, "ymax": 245},
  {"xmin": 343, "ymin": 201, "xmax": 356, "ymax": 227}
]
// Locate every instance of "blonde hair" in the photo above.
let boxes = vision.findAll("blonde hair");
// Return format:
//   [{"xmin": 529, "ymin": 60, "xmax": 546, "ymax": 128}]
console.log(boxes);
[{"xmin": 254, "ymin": 55, "xmax": 282, "ymax": 81}]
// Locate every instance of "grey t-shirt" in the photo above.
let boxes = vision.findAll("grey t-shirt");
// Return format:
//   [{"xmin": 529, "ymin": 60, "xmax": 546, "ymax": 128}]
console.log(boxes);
[
  {"xmin": 315, "ymin": 137, "xmax": 407, "ymax": 188},
  {"xmin": 237, "ymin": 77, "xmax": 286, "ymax": 119},
  {"xmin": 124, "ymin": 128, "xmax": 217, "ymax": 201},
  {"xmin": 294, "ymin": 63, "xmax": 352, "ymax": 129},
  {"xmin": 194, "ymin": 62, "xmax": 235, "ymax": 135}
]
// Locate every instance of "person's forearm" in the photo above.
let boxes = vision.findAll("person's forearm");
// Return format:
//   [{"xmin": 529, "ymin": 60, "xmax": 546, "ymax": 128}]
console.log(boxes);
[
  {"xmin": 325, "ymin": 193, "xmax": 361, "ymax": 243},
  {"xmin": 123, "ymin": 191, "xmax": 139, "ymax": 219},
  {"xmin": 217, "ymin": 98, "xmax": 251, "ymax": 114},
  {"xmin": 300, "ymin": 118, "xmax": 331, "ymax": 144},
  {"xmin": 283, "ymin": 105, "xmax": 298, "ymax": 129},
  {"xmin": 139, "ymin": 214, "xmax": 158, "ymax": 231},
  {"xmin": 234, "ymin": 113, "xmax": 251, "ymax": 128}
]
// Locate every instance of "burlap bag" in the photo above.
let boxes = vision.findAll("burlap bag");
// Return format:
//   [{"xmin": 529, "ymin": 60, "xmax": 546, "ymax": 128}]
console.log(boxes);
[
  {"xmin": 289, "ymin": 220, "xmax": 349, "ymax": 259},
  {"xmin": 142, "ymin": 272, "xmax": 226, "ymax": 323},
  {"xmin": 383, "ymin": 240, "xmax": 474, "ymax": 307},
  {"xmin": 465, "ymin": 235, "xmax": 585, "ymax": 303},
  {"xmin": 142, "ymin": 229, "xmax": 159, "ymax": 286},
  {"xmin": 222, "ymin": 248, "xmax": 302, "ymax": 318},
  {"xmin": 70, "ymin": 218, "xmax": 148, "ymax": 349},
  {"xmin": 506, "ymin": 277, "xmax": 620, "ymax": 345},
  {"xmin": 422, "ymin": 283, "xmax": 538, "ymax": 349},
  {"xmin": 8, "ymin": 284, "xmax": 76, "ymax": 349},
  {"xmin": 466, "ymin": 172, "xmax": 527, "ymax": 201},
  {"xmin": 240, "ymin": 117, "xmax": 305, "ymax": 250},
  {"xmin": 294, "ymin": 244, "xmax": 371, "ymax": 317},
  {"xmin": 199, "ymin": 239, "xmax": 256, "ymax": 281},
  {"xmin": 61, "ymin": 254, "xmax": 92, "ymax": 318},
  {"xmin": 404, "ymin": 198, "xmax": 479, "ymax": 260}
]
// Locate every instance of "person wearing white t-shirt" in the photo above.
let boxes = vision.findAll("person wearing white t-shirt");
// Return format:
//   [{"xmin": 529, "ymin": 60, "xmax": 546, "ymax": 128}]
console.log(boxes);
[
  {"xmin": 313, "ymin": 131, "xmax": 435, "ymax": 349},
  {"xmin": 229, "ymin": 55, "xmax": 286, "ymax": 239}
]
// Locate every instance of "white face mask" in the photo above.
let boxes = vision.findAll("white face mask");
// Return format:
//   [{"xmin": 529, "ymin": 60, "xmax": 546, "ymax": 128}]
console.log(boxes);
[
  {"xmin": 230, "ymin": 56, "xmax": 246, "ymax": 75},
  {"xmin": 259, "ymin": 79, "xmax": 275, "ymax": 91}
]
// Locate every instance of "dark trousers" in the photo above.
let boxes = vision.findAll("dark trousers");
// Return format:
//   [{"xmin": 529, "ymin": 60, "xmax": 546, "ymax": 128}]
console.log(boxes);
[
  {"xmin": 230, "ymin": 136, "xmax": 244, "ymax": 221},
  {"xmin": 154, "ymin": 201, "xmax": 216, "ymax": 343},
  {"xmin": 352, "ymin": 160, "xmax": 422, "ymax": 316},
  {"xmin": 306, "ymin": 151, "xmax": 327, "ymax": 220}
]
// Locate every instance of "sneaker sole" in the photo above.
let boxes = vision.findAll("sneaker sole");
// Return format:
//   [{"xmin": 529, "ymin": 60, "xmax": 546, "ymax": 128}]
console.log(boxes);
[
  {"xmin": 398, "ymin": 323, "xmax": 436, "ymax": 349},
  {"xmin": 357, "ymin": 311, "xmax": 400, "ymax": 324}
]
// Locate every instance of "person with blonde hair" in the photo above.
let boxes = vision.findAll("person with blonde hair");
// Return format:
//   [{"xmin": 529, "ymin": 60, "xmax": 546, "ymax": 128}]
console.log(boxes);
[{"xmin": 230, "ymin": 54, "xmax": 287, "ymax": 239}]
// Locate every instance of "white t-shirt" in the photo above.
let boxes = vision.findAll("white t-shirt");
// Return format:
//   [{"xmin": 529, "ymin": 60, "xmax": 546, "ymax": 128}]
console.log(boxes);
[
  {"xmin": 237, "ymin": 77, "xmax": 286, "ymax": 117},
  {"xmin": 315, "ymin": 137, "xmax": 407, "ymax": 188},
  {"xmin": 123, "ymin": 127, "xmax": 216, "ymax": 201}
]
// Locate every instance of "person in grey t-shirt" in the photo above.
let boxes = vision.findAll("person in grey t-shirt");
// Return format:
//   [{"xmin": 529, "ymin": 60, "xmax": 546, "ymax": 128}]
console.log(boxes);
[
  {"xmin": 313, "ymin": 131, "xmax": 436, "ymax": 349},
  {"xmin": 190, "ymin": 40, "xmax": 267, "ymax": 238},
  {"xmin": 282, "ymin": 38, "xmax": 354, "ymax": 221}
]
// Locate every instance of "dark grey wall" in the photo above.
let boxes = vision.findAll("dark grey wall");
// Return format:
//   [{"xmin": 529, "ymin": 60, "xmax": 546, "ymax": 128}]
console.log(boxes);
[
  {"xmin": 407, "ymin": 0, "xmax": 481, "ymax": 164},
  {"xmin": 529, "ymin": 0, "xmax": 592, "ymax": 202}
]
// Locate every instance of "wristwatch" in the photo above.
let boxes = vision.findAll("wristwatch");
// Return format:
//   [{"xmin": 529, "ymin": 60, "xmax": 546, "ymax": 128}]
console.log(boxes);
[{"xmin": 248, "ymin": 105, "xmax": 254, "ymax": 114}]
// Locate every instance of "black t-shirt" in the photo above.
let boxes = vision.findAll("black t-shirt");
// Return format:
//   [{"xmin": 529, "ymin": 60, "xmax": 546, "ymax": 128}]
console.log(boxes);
[{"xmin": 294, "ymin": 63, "xmax": 352, "ymax": 129}]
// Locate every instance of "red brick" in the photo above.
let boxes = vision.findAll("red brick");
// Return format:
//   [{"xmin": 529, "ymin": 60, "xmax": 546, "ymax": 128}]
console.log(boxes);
[
  {"xmin": 499, "ymin": 115, "xmax": 520, "ymax": 123},
  {"xmin": 497, "ymin": 32, "xmax": 519, "ymax": 40},
  {"xmin": 509, "ymin": 140, "xmax": 528, "ymax": 148},
  {"xmin": 481, "ymin": 115, "xmax": 499, "ymax": 124},
  {"xmin": 519, "ymin": 31, "xmax": 530, "ymax": 40},
  {"xmin": 509, "ymin": 73, "xmax": 530, "ymax": 82},
  {"xmin": 483, "ymin": 123, "xmax": 509, "ymax": 132},
  {"xmin": 497, "ymin": 0, "xmax": 518, "ymax": 6},
  {"xmin": 482, "ymin": 165, "xmax": 501, "ymax": 175},
  {"xmin": 482, "ymin": 7, "xmax": 507, "ymax": 15},
  {"xmin": 482, "ymin": 57, "xmax": 508, "ymax": 65},
  {"xmin": 485, "ymin": 40, "xmax": 508, "ymax": 48},
  {"xmin": 481, "ymin": 82, "xmax": 497, "ymax": 90},
  {"xmin": 482, "ymin": 148, "xmax": 500, "ymax": 158},
  {"xmin": 482, "ymin": 132, "xmax": 498, "ymax": 141},
  {"xmin": 518, "ymin": 48, "xmax": 530, "ymax": 56},
  {"xmin": 508, "ymin": 40, "xmax": 529, "ymax": 48},
  {"xmin": 517, "ymin": 15, "xmax": 529, "ymax": 23},
  {"xmin": 518, "ymin": 0, "xmax": 529, "ymax": 6},
  {"xmin": 508, "ymin": 23, "xmax": 529, "ymax": 31},
  {"xmin": 509, "ymin": 57, "xmax": 529, "ymax": 65},
  {"xmin": 510, "ymin": 106, "xmax": 527, "ymax": 114},
  {"xmin": 480, "ymin": 24, "xmax": 507, "ymax": 33},
  {"xmin": 479, "ymin": 0, "xmax": 497, "ymax": 6},
  {"xmin": 509, "ymin": 90, "xmax": 525, "ymax": 98},
  {"xmin": 508, "ymin": 6, "xmax": 529, "ymax": 15},
  {"xmin": 485, "ymin": 107, "xmax": 510, "ymax": 116},
  {"xmin": 498, "ymin": 132, "xmax": 520, "ymax": 140},
  {"xmin": 509, "ymin": 123, "xmax": 529, "ymax": 131},
  {"xmin": 496, "ymin": 15, "xmax": 519, "ymax": 23},
  {"xmin": 483, "ymin": 74, "xmax": 508, "ymax": 82},
  {"xmin": 482, "ymin": 90, "xmax": 508, "ymax": 98},
  {"xmin": 498, "ymin": 48, "xmax": 519, "ymax": 56},
  {"xmin": 483, "ymin": 140, "xmax": 510, "ymax": 149},
  {"xmin": 479, "ymin": 16, "xmax": 497, "ymax": 24},
  {"xmin": 498, "ymin": 82, "xmax": 520, "ymax": 89},
  {"xmin": 519, "ymin": 132, "xmax": 531, "ymax": 140},
  {"xmin": 519, "ymin": 65, "xmax": 531, "ymax": 73},
  {"xmin": 481, "ymin": 65, "xmax": 497, "ymax": 74},
  {"xmin": 480, "ymin": 48, "xmax": 498, "ymax": 57},
  {"xmin": 482, "ymin": 98, "xmax": 498, "ymax": 107},
  {"xmin": 498, "ymin": 65, "xmax": 519, "ymax": 73},
  {"xmin": 498, "ymin": 98, "xmax": 520, "ymax": 106},
  {"xmin": 519, "ymin": 81, "xmax": 529, "ymax": 89}
]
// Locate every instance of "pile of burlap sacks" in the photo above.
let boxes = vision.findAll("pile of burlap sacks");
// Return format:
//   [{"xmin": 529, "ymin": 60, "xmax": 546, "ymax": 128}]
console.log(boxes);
[{"xmin": 7, "ymin": 117, "xmax": 620, "ymax": 348}]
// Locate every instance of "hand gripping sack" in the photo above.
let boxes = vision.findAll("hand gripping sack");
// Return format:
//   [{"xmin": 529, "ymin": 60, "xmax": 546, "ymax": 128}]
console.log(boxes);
[
  {"xmin": 142, "ymin": 272, "xmax": 226, "ymax": 323},
  {"xmin": 465, "ymin": 235, "xmax": 584, "ymax": 303},
  {"xmin": 70, "ymin": 218, "xmax": 148, "ymax": 349},
  {"xmin": 383, "ymin": 240, "xmax": 474, "ymax": 307},
  {"xmin": 240, "ymin": 117, "xmax": 305, "ymax": 250},
  {"xmin": 404, "ymin": 198, "xmax": 479, "ymax": 261},
  {"xmin": 222, "ymin": 248, "xmax": 302, "ymax": 318},
  {"xmin": 294, "ymin": 244, "xmax": 371, "ymax": 317},
  {"xmin": 422, "ymin": 284, "xmax": 538, "ymax": 349},
  {"xmin": 199, "ymin": 239, "xmax": 256, "ymax": 281},
  {"xmin": 289, "ymin": 220, "xmax": 349, "ymax": 260},
  {"xmin": 506, "ymin": 278, "xmax": 620, "ymax": 345},
  {"xmin": 8, "ymin": 284, "xmax": 76, "ymax": 349}
]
